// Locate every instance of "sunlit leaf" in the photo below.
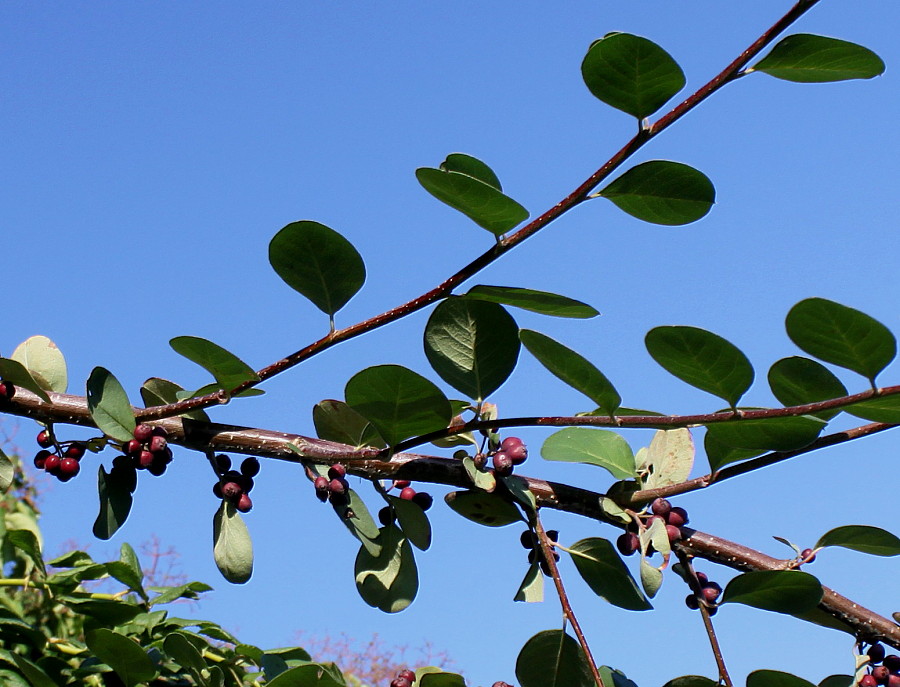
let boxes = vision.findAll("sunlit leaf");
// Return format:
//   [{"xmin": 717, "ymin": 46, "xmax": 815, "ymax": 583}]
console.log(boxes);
[
  {"xmin": 569, "ymin": 537, "xmax": 652, "ymax": 610},
  {"xmin": 753, "ymin": 34, "xmax": 885, "ymax": 82},
  {"xmin": 721, "ymin": 570, "xmax": 823, "ymax": 615},
  {"xmin": 213, "ymin": 501, "xmax": 253, "ymax": 584},
  {"xmin": 516, "ymin": 630, "xmax": 594, "ymax": 687},
  {"xmin": 466, "ymin": 285, "xmax": 599, "ymax": 319},
  {"xmin": 541, "ymin": 428, "xmax": 635, "ymax": 479},
  {"xmin": 354, "ymin": 525, "xmax": 418, "ymax": 613},
  {"xmin": 815, "ymin": 525, "xmax": 900, "ymax": 556},
  {"xmin": 170, "ymin": 336, "xmax": 259, "ymax": 391},
  {"xmin": 86, "ymin": 367, "xmax": 136, "ymax": 442},
  {"xmin": 11, "ymin": 336, "xmax": 67, "ymax": 393},
  {"xmin": 0, "ymin": 446, "xmax": 13, "ymax": 494},
  {"xmin": 85, "ymin": 628, "xmax": 158, "ymax": 687},
  {"xmin": 313, "ymin": 399, "xmax": 385, "ymax": 448},
  {"xmin": 514, "ymin": 562, "xmax": 544, "ymax": 603},
  {"xmin": 599, "ymin": 161, "xmax": 715, "ymax": 225},
  {"xmin": 768, "ymin": 357, "xmax": 848, "ymax": 421},
  {"xmin": 641, "ymin": 428, "xmax": 694, "ymax": 489},
  {"xmin": 440, "ymin": 153, "xmax": 502, "ymax": 190},
  {"xmin": 704, "ymin": 414, "xmax": 827, "ymax": 452},
  {"xmin": 140, "ymin": 377, "xmax": 211, "ymax": 422},
  {"xmin": 0, "ymin": 358, "xmax": 51, "ymax": 403}
]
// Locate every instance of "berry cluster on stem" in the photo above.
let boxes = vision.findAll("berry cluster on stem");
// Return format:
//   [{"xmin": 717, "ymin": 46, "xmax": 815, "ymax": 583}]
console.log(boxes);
[
  {"xmin": 212, "ymin": 454, "xmax": 258, "ymax": 513},
  {"xmin": 377, "ymin": 479, "xmax": 434, "ymax": 525},
  {"xmin": 520, "ymin": 528, "xmax": 560, "ymax": 576},
  {"xmin": 32, "ymin": 428, "xmax": 85, "ymax": 482},
  {"xmin": 860, "ymin": 644, "xmax": 900, "ymax": 687},
  {"xmin": 487, "ymin": 436, "xmax": 528, "ymax": 477},
  {"xmin": 122, "ymin": 424, "xmax": 173, "ymax": 476},
  {"xmin": 616, "ymin": 497, "xmax": 689, "ymax": 556},
  {"xmin": 684, "ymin": 569, "xmax": 722, "ymax": 616},
  {"xmin": 389, "ymin": 668, "xmax": 417, "ymax": 687}
]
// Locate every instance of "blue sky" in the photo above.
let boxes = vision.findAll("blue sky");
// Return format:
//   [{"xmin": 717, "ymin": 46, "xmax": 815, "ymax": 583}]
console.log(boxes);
[{"xmin": 2, "ymin": 2, "xmax": 899, "ymax": 685}]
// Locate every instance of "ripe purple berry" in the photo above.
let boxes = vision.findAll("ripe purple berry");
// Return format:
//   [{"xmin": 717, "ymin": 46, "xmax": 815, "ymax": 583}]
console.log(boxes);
[
  {"xmin": 236, "ymin": 493, "xmax": 253, "ymax": 513},
  {"xmin": 124, "ymin": 439, "xmax": 142, "ymax": 456},
  {"xmin": 685, "ymin": 593, "xmax": 700, "ymax": 610},
  {"xmin": 241, "ymin": 457, "xmax": 260, "ymax": 477},
  {"xmin": 215, "ymin": 454, "xmax": 232, "ymax": 472},
  {"xmin": 329, "ymin": 478, "xmax": 347, "ymax": 495},
  {"xmin": 800, "ymin": 548, "xmax": 816, "ymax": 563},
  {"xmin": 222, "ymin": 482, "xmax": 243, "ymax": 500},
  {"xmin": 501, "ymin": 437, "xmax": 528, "ymax": 464},
  {"xmin": 392, "ymin": 479, "xmax": 411, "ymax": 489},
  {"xmin": 133, "ymin": 424, "xmax": 154, "ymax": 442},
  {"xmin": 36, "ymin": 430, "xmax": 53, "ymax": 448},
  {"xmin": 378, "ymin": 506, "xmax": 394, "ymax": 527},
  {"xmin": 666, "ymin": 507, "xmax": 688, "ymax": 527},
  {"xmin": 64, "ymin": 442, "xmax": 86, "ymax": 460},
  {"xmin": 869, "ymin": 644, "xmax": 886, "ymax": 664},
  {"xmin": 616, "ymin": 532, "xmax": 639, "ymax": 556},
  {"xmin": 148, "ymin": 435, "xmax": 167, "ymax": 453},
  {"xmin": 650, "ymin": 498, "xmax": 672, "ymax": 517},
  {"xmin": 860, "ymin": 676, "xmax": 878, "ymax": 687},
  {"xmin": 666, "ymin": 524, "xmax": 683, "ymax": 542},
  {"xmin": 411, "ymin": 492, "xmax": 433, "ymax": 511},
  {"xmin": 492, "ymin": 451, "xmax": 514, "ymax": 476},
  {"xmin": 399, "ymin": 486, "xmax": 416, "ymax": 501},
  {"xmin": 871, "ymin": 667, "xmax": 889, "ymax": 685},
  {"xmin": 883, "ymin": 655, "xmax": 900, "ymax": 673},
  {"xmin": 0, "ymin": 381, "xmax": 15, "ymax": 400},
  {"xmin": 701, "ymin": 583, "xmax": 722, "ymax": 604},
  {"xmin": 328, "ymin": 464, "xmax": 346, "ymax": 480},
  {"xmin": 34, "ymin": 450, "xmax": 51, "ymax": 470},
  {"xmin": 391, "ymin": 679, "xmax": 412, "ymax": 687},
  {"xmin": 44, "ymin": 454, "xmax": 61, "ymax": 473},
  {"xmin": 138, "ymin": 450, "xmax": 154, "ymax": 469},
  {"xmin": 58, "ymin": 457, "xmax": 80, "ymax": 479},
  {"xmin": 397, "ymin": 669, "xmax": 417, "ymax": 683}
]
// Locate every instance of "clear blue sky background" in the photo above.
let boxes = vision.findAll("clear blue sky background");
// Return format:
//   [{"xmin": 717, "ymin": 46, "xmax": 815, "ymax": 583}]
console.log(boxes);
[{"xmin": 2, "ymin": 2, "xmax": 899, "ymax": 685}]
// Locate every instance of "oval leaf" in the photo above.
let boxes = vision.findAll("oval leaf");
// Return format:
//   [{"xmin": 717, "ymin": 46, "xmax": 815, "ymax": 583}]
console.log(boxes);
[
  {"xmin": 269, "ymin": 220, "xmax": 366, "ymax": 316},
  {"xmin": 721, "ymin": 570, "xmax": 823, "ymax": 615},
  {"xmin": 313, "ymin": 399, "xmax": 386, "ymax": 448},
  {"xmin": 0, "ymin": 358, "xmax": 51, "ymax": 403},
  {"xmin": 599, "ymin": 161, "xmax": 715, "ymax": 225},
  {"xmin": 444, "ymin": 490, "xmax": 522, "ymax": 527},
  {"xmin": 815, "ymin": 525, "xmax": 900, "ymax": 556},
  {"xmin": 388, "ymin": 495, "xmax": 432, "ymax": 551},
  {"xmin": 845, "ymin": 394, "xmax": 900, "ymax": 424},
  {"xmin": 704, "ymin": 431, "xmax": 763, "ymax": 472},
  {"xmin": 213, "ymin": 501, "xmax": 253, "ymax": 584},
  {"xmin": 140, "ymin": 377, "xmax": 210, "ymax": 422},
  {"xmin": 520, "ymin": 329, "xmax": 620, "ymax": 416},
  {"xmin": 354, "ymin": 525, "xmax": 418, "ymax": 613},
  {"xmin": 581, "ymin": 33, "xmax": 685, "ymax": 119},
  {"xmin": 569, "ymin": 537, "xmax": 652, "ymax": 610},
  {"xmin": 541, "ymin": 428, "xmax": 635, "ymax": 479},
  {"xmin": 785, "ymin": 298, "xmax": 896, "ymax": 383},
  {"xmin": 169, "ymin": 336, "xmax": 259, "ymax": 390},
  {"xmin": 747, "ymin": 671, "xmax": 818, "ymax": 687},
  {"xmin": 440, "ymin": 153, "xmax": 502, "ymax": 190},
  {"xmin": 704, "ymin": 414, "xmax": 827, "ymax": 452},
  {"xmin": 345, "ymin": 365, "xmax": 451, "ymax": 447},
  {"xmin": 768, "ymin": 357, "xmax": 848, "ymax": 421},
  {"xmin": 424, "ymin": 298, "xmax": 520, "ymax": 401},
  {"xmin": 11, "ymin": 335, "xmax": 67, "ymax": 393},
  {"xmin": 85, "ymin": 628, "xmax": 158, "ymax": 687},
  {"xmin": 514, "ymin": 562, "xmax": 545, "ymax": 603},
  {"xmin": 93, "ymin": 462, "xmax": 136, "ymax": 540},
  {"xmin": 645, "ymin": 326, "xmax": 754, "ymax": 407},
  {"xmin": 416, "ymin": 167, "xmax": 529, "ymax": 236},
  {"xmin": 86, "ymin": 367, "xmax": 135, "ymax": 443},
  {"xmin": 663, "ymin": 677, "xmax": 718, "ymax": 687},
  {"xmin": 466, "ymin": 285, "xmax": 599, "ymax": 319},
  {"xmin": 516, "ymin": 630, "xmax": 594, "ymax": 687},
  {"xmin": 753, "ymin": 34, "xmax": 885, "ymax": 82},
  {"xmin": 0, "ymin": 446, "xmax": 13, "ymax": 494},
  {"xmin": 642, "ymin": 428, "xmax": 695, "ymax": 489}
]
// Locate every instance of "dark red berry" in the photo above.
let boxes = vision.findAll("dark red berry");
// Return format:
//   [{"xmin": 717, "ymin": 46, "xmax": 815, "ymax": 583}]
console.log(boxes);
[
  {"xmin": 0, "ymin": 381, "xmax": 14, "ymax": 400},
  {"xmin": 44, "ymin": 454, "xmax": 61, "ymax": 473},
  {"xmin": 238, "ymin": 474, "xmax": 254, "ymax": 493},
  {"xmin": 241, "ymin": 457, "xmax": 260, "ymax": 477},
  {"xmin": 236, "ymin": 493, "xmax": 252, "ymax": 513},
  {"xmin": 666, "ymin": 507, "xmax": 688, "ymax": 527},
  {"xmin": 546, "ymin": 530, "xmax": 559, "ymax": 542},
  {"xmin": 157, "ymin": 446, "xmax": 174, "ymax": 464},
  {"xmin": 685, "ymin": 593, "xmax": 700, "ymax": 610},
  {"xmin": 33, "ymin": 450, "xmax": 51, "ymax": 470},
  {"xmin": 138, "ymin": 450, "xmax": 154, "ymax": 469},
  {"xmin": 64, "ymin": 442, "xmax": 86, "ymax": 460},
  {"xmin": 520, "ymin": 530, "xmax": 537, "ymax": 548},
  {"xmin": 222, "ymin": 482, "xmax": 243, "ymax": 500},
  {"xmin": 314, "ymin": 475, "xmax": 329, "ymax": 491},
  {"xmin": 869, "ymin": 644, "xmax": 887, "ymax": 664},
  {"xmin": 650, "ymin": 498, "xmax": 672, "ymax": 517},
  {"xmin": 501, "ymin": 437, "xmax": 528, "ymax": 464},
  {"xmin": 123, "ymin": 439, "xmax": 142, "ymax": 456},
  {"xmin": 887, "ymin": 675, "xmax": 900, "ymax": 687},
  {"xmin": 329, "ymin": 491, "xmax": 348, "ymax": 506},
  {"xmin": 492, "ymin": 682, "xmax": 512, "ymax": 687},
  {"xmin": 492, "ymin": 451, "xmax": 513, "ymax": 476},
  {"xmin": 392, "ymin": 479, "xmax": 411, "ymax": 489},
  {"xmin": 391, "ymin": 678, "xmax": 412, "ymax": 687},
  {"xmin": 397, "ymin": 669, "xmax": 416, "ymax": 683},
  {"xmin": 539, "ymin": 558, "xmax": 552, "ymax": 576},
  {"xmin": 695, "ymin": 571, "xmax": 709, "ymax": 585},
  {"xmin": 37, "ymin": 430, "xmax": 53, "ymax": 448},
  {"xmin": 666, "ymin": 524, "xmax": 683, "ymax": 542},
  {"xmin": 411, "ymin": 492, "xmax": 433, "ymax": 511},
  {"xmin": 133, "ymin": 424, "xmax": 153, "ymax": 442},
  {"xmin": 883, "ymin": 656, "xmax": 900, "ymax": 673},
  {"xmin": 501, "ymin": 436, "xmax": 524, "ymax": 452},
  {"xmin": 149, "ymin": 435, "xmax": 167, "ymax": 453},
  {"xmin": 147, "ymin": 460, "xmax": 167, "ymax": 476},
  {"xmin": 58, "ymin": 457, "xmax": 80, "ymax": 479},
  {"xmin": 800, "ymin": 548, "xmax": 816, "ymax": 563},
  {"xmin": 616, "ymin": 532, "xmax": 639, "ymax": 556},
  {"xmin": 873, "ymin": 667, "xmax": 890, "ymax": 685},
  {"xmin": 213, "ymin": 482, "xmax": 223, "ymax": 498},
  {"xmin": 151, "ymin": 426, "xmax": 169, "ymax": 439},
  {"xmin": 378, "ymin": 506, "xmax": 394, "ymax": 527},
  {"xmin": 214, "ymin": 454, "xmax": 232, "ymax": 472},
  {"xmin": 328, "ymin": 464, "xmax": 346, "ymax": 480},
  {"xmin": 399, "ymin": 486, "xmax": 416, "ymax": 501},
  {"xmin": 861, "ymin": 677, "xmax": 879, "ymax": 687},
  {"xmin": 701, "ymin": 581, "xmax": 722, "ymax": 603}
]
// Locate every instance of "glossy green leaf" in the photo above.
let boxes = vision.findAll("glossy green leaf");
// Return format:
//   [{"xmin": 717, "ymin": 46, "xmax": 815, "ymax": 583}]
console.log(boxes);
[
  {"xmin": 645, "ymin": 326, "xmax": 754, "ymax": 406},
  {"xmin": 663, "ymin": 677, "xmax": 718, "ymax": 687},
  {"xmin": 569, "ymin": 537, "xmax": 652, "ymax": 611},
  {"xmin": 440, "ymin": 153, "xmax": 502, "ymax": 190},
  {"xmin": 11, "ymin": 335, "xmax": 67, "ymax": 393},
  {"xmin": 516, "ymin": 630, "xmax": 594, "ymax": 687},
  {"xmin": 354, "ymin": 525, "xmax": 418, "ymax": 613},
  {"xmin": 753, "ymin": 34, "xmax": 885, "ymax": 82},
  {"xmin": 599, "ymin": 161, "xmax": 715, "ymax": 225},
  {"xmin": 721, "ymin": 570, "xmax": 823, "ymax": 615},
  {"xmin": 0, "ymin": 358, "xmax": 51, "ymax": 403},
  {"xmin": 416, "ymin": 167, "xmax": 529, "ymax": 236},
  {"xmin": 444, "ymin": 490, "xmax": 522, "ymax": 527},
  {"xmin": 85, "ymin": 628, "xmax": 158, "ymax": 687},
  {"xmin": 466, "ymin": 285, "xmax": 599, "ymax": 319},
  {"xmin": 704, "ymin": 431, "xmax": 764, "ymax": 472},
  {"xmin": 388, "ymin": 495, "xmax": 432, "ymax": 551},
  {"xmin": 86, "ymin": 367, "xmax": 136, "ymax": 442},
  {"xmin": 269, "ymin": 220, "xmax": 366, "ymax": 316},
  {"xmin": 747, "ymin": 670, "xmax": 817, "ymax": 687},
  {"xmin": 845, "ymin": 394, "xmax": 900, "ymax": 423},
  {"xmin": 514, "ymin": 562, "xmax": 544, "ymax": 603},
  {"xmin": 93, "ymin": 463, "xmax": 135, "ymax": 540},
  {"xmin": 140, "ymin": 377, "xmax": 211, "ymax": 422},
  {"xmin": 170, "ymin": 336, "xmax": 259, "ymax": 391},
  {"xmin": 212, "ymin": 501, "xmax": 253, "ymax": 584},
  {"xmin": 581, "ymin": 33, "xmax": 685, "ymax": 118},
  {"xmin": 424, "ymin": 298, "xmax": 520, "ymax": 401},
  {"xmin": 768, "ymin": 357, "xmax": 848, "ymax": 421},
  {"xmin": 785, "ymin": 298, "xmax": 896, "ymax": 383},
  {"xmin": 640, "ymin": 428, "xmax": 694, "ymax": 489},
  {"xmin": 0, "ymin": 447, "xmax": 13, "ymax": 494},
  {"xmin": 704, "ymin": 414, "xmax": 826, "ymax": 452},
  {"xmin": 520, "ymin": 329, "xmax": 620, "ymax": 416},
  {"xmin": 541, "ymin": 427, "xmax": 635, "ymax": 479},
  {"xmin": 313, "ymin": 399, "xmax": 386, "ymax": 448},
  {"xmin": 815, "ymin": 525, "xmax": 900, "ymax": 556},
  {"xmin": 345, "ymin": 365, "xmax": 451, "ymax": 447}
]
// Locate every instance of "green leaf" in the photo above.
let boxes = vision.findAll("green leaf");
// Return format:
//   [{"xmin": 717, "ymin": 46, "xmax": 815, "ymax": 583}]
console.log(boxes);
[
  {"xmin": 305, "ymin": 466, "xmax": 381, "ymax": 555},
  {"xmin": 86, "ymin": 367, "xmax": 136, "ymax": 442},
  {"xmin": 569, "ymin": 537, "xmax": 652, "ymax": 611},
  {"xmin": 9, "ymin": 654, "xmax": 57, "ymax": 687},
  {"xmin": 105, "ymin": 543, "xmax": 147, "ymax": 601},
  {"xmin": 815, "ymin": 525, "xmax": 900, "ymax": 556},
  {"xmin": 768, "ymin": 357, "xmax": 848, "ymax": 421},
  {"xmin": 752, "ymin": 34, "xmax": 885, "ymax": 82},
  {"xmin": 785, "ymin": 298, "xmax": 896, "ymax": 383},
  {"xmin": 721, "ymin": 570, "xmax": 823, "ymax": 615},
  {"xmin": 640, "ymin": 428, "xmax": 694, "ymax": 489},
  {"xmin": 704, "ymin": 414, "xmax": 827, "ymax": 453},
  {"xmin": 6, "ymin": 530, "xmax": 45, "ymax": 577},
  {"xmin": 598, "ymin": 666, "xmax": 639, "ymax": 687},
  {"xmin": 169, "ymin": 336, "xmax": 259, "ymax": 391},
  {"xmin": 345, "ymin": 365, "xmax": 451, "ymax": 447},
  {"xmin": 514, "ymin": 562, "xmax": 544, "ymax": 603},
  {"xmin": 313, "ymin": 400, "xmax": 385, "ymax": 448},
  {"xmin": 599, "ymin": 161, "xmax": 715, "ymax": 225},
  {"xmin": 140, "ymin": 377, "xmax": 211, "ymax": 422},
  {"xmin": 269, "ymin": 220, "xmax": 366, "ymax": 316},
  {"xmin": 416, "ymin": 167, "xmax": 529, "ymax": 236},
  {"xmin": 444, "ymin": 490, "xmax": 522, "ymax": 527},
  {"xmin": 845, "ymin": 394, "xmax": 900, "ymax": 424},
  {"xmin": 440, "ymin": 153, "xmax": 502, "ymax": 190},
  {"xmin": 0, "ymin": 447, "xmax": 13, "ymax": 494},
  {"xmin": 704, "ymin": 431, "xmax": 764, "ymax": 472},
  {"xmin": 388, "ymin": 495, "xmax": 432, "ymax": 551},
  {"xmin": 163, "ymin": 632, "xmax": 208, "ymax": 679},
  {"xmin": 501, "ymin": 475, "xmax": 537, "ymax": 513},
  {"xmin": 747, "ymin": 670, "xmax": 818, "ymax": 687},
  {"xmin": 639, "ymin": 558, "xmax": 664, "ymax": 598},
  {"xmin": 85, "ymin": 628, "xmax": 158, "ymax": 687},
  {"xmin": 93, "ymin": 463, "xmax": 135, "ymax": 540},
  {"xmin": 516, "ymin": 630, "xmax": 594, "ymax": 687},
  {"xmin": 520, "ymin": 330, "xmax": 620, "ymax": 416},
  {"xmin": 11, "ymin": 336, "xmax": 67, "ymax": 393},
  {"xmin": 354, "ymin": 525, "xmax": 418, "ymax": 613},
  {"xmin": 541, "ymin": 428, "xmax": 635, "ymax": 479},
  {"xmin": 819, "ymin": 676, "xmax": 854, "ymax": 687},
  {"xmin": 466, "ymin": 285, "xmax": 599, "ymax": 319},
  {"xmin": 645, "ymin": 326, "xmax": 754, "ymax": 406},
  {"xmin": 0, "ymin": 358, "xmax": 51, "ymax": 402},
  {"xmin": 419, "ymin": 672, "xmax": 467, "ymax": 687},
  {"xmin": 148, "ymin": 581, "xmax": 213, "ymax": 606},
  {"xmin": 663, "ymin": 677, "xmax": 718, "ymax": 687},
  {"xmin": 581, "ymin": 33, "xmax": 685, "ymax": 118},
  {"xmin": 462, "ymin": 456, "xmax": 497, "ymax": 492},
  {"xmin": 424, "ymin": 297, "xmax": 520, "ymax": 401},
  {"xmin": 212, "ymin": 501, "xmax": 253, "ymax": 584}
]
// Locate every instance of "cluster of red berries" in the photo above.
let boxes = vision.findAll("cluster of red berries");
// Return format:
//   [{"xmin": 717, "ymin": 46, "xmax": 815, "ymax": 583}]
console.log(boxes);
[
  {"xmin": 389, "ymin": 668, "xmax": 417, "ymax": 687},
  {"xmin": 122, "ymin": 424, "xmax": 173, "ymax": 476},
  {"xmin": 492, "ymin": 682, "xmax": 513, "ymax": 687},
  {"xmin": 0, "ymin": 381, "xmax": 14, "ymax": 402},
  {"xmin": 475, "ymin": 436, "xmax": 527, "ymax": 477},
  {"xmin": 212, "ymin": 454, "xmax": 258, "ymax": 513},
  {"xmin": 859, "ymin": 644, "xmax": 900, "ymax": 687},
  {"xmin": 314, "ymin": 464, "xmax": 352, "ymax": 506},
  {"xmin": 616, "ymin": 498, "xmax": 690, "ymax": 556},
  {"xmin": 519, "ymin": 528, "xmax": 560, "ymax": 576},
  {"xmin": 378, "ymin": 480, "xmax": 434, "ymax": 525},
  {"xmin": 684, "ymin": 570, "xmax": 722, "ymax": 615},
  {"xmin": 33, "ymin": 429, "xmax": 86, "ymax": 482}
]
